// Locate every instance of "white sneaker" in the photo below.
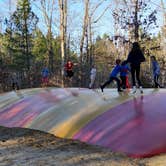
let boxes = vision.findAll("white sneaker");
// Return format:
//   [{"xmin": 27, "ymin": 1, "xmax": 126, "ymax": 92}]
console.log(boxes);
[
  {"xmin": 139, "ymin": 86, "xmax": 143, "ymax": 94},
  {"xmin": 132, "ymin": 86, "xmax": 137, "ymax": 94}
]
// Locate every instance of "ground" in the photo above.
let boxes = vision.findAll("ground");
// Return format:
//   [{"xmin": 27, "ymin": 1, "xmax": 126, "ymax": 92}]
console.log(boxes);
[{"xmin": 0, "ymin": 126, "xmax": 166, "ymax": 166}]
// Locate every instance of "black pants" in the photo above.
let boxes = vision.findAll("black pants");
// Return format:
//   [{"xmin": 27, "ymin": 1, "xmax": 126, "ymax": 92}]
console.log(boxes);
[
  {"xmin": 102, "ymin": 76, "xmax": 121, "ymax": 91},
  {"xmin": 66, "ymin": 70, "xmax": 74, "ymax": 78},
  {"xmin": 154, "ymin": 75, "xmax": 161, "ymax": 88},
  {"xmin": 12, "ymin": 82, "xmax": 19, "ymax": 90},
  {"xmin": 130, "ymin": 64, "xmax": 141, "ymax": 87},
  {"xmin": 120, "ymin": 76, "xmax": 127, "ymax": 89}
]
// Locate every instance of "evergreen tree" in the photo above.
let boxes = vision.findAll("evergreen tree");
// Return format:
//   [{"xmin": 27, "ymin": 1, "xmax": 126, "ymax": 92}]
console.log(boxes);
[{"xmin": 9, "ymin": 0, "xmax": 38, "ymax": 71}]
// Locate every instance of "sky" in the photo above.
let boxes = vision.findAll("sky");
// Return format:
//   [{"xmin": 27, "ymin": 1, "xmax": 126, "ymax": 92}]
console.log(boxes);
[{"xmin": 0, "ymin": 0, "xmax": 165, "ymax": 39}]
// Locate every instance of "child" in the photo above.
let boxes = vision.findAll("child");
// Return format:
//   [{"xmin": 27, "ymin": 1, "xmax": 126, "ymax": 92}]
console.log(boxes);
[
  {"xmin": 89, "ymin": 65, "xmax": 97, "ymax": 89},
  {"xmin": 64, "ymin": 60, "xmax": 74, "ymax": 78},
  {"xmin": 41, "ymin": 66, "xmax": 49, "ymax": 87},
  {"xmin": 100, "ymin": 59, "xmax": 123, "ymax": 92},
  {"xmin": 11, "ymin": 73, "xmax": 19, "ymax": 90},
  {"xmin": 150, "ymin": 56, "xmax": 161, "ymax": 88},
  {"xmin": 120, "ymin": 60, "xmax": 130, "ymax": 89}
]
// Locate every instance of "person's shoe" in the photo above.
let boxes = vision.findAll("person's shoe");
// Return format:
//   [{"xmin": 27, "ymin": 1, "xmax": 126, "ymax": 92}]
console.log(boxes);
[
  {"xmin": 100, "ymin": 85, "xmax": 104, "ymax": 92},
  {"xmin": 139, "ymin": 86, "xmax": 143, "ymax": 94},
  {"xmin": 132, "ymin": 86, "xmax": 137, "ymax": 94},
  {"xmin": 118, "ymin": 89, "xmax": 123, "ymax": 92}
]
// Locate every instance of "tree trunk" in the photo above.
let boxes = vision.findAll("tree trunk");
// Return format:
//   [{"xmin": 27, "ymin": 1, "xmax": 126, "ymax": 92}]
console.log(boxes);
[
  {"xmin": 134, "ymin": 0, "xmax": 139, "ymax": 41},
  {"xmin": 80, "ymin": 0, "xmax": 89, "ymax": 63},
  {"xmin": 59, "ymin": 0, "xmax": 67, "ymax": 87},
  {"xmin": 48, "ymin": 25, "xmax": 54, "ymax": 73},
  {"xmin": 88, "ymin": 16, "xmax": 93, "ymax": 67},
  {"xmin": 24, "ymin": 18, "xmax": 31, "ymax": 87}
]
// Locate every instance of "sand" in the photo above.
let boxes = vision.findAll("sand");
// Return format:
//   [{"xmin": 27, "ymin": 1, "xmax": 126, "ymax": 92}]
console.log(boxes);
[{"xmin": 0, "ymin": 126, "xmax": 166, "ymax": 166}]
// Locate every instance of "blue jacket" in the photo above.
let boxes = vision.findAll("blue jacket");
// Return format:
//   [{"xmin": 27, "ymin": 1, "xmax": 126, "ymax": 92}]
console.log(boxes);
[
  {"xmin": 42, "ymin": 68, "xmax": 49, "ymax": 77},
  {"xmin": 110, "ymin": 65, "xmax": 121, "ymax": 77},
  {"xmin": 152, "ymin": 61, "xmax": 160, "ymax": 76},
  {"xmin": 120, "ymin": 65, "xmax": 130, "ymax": 77}
]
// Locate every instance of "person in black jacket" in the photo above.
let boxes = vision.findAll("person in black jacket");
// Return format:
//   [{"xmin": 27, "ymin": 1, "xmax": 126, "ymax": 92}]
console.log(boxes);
[{"xmin": 127, "ymin": 42, "xmax": 145, "ymax": 93}]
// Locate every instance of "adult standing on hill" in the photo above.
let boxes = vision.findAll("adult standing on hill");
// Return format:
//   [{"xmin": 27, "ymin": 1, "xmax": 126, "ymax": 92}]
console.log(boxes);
[{"xmin": 127, "ymin": 42, "xmax": 145, "ymax": 93}]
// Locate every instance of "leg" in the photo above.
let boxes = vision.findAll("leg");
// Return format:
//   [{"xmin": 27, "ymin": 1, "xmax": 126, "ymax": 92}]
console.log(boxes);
[
  {"xmin": 16, "ymin": 82, "xmax": 19, "ymax": 90},
  {"xmin": 113, "ymin": 77, "xmax": 122, "ymax": 92},
  {"xmin": 89, "ymin": 75, "xmax": 95, "ymax": 88},
  {"xmin": 120, "ymin": 76, "xmax": 126, "ymax": 89},
  {"xmin": 66, "ymin": 70, "xmax": 73, "ymax": 87},
  {"xmin": 154, "ymin": 75, "xmax": 158, "ymax": 88},
  {"xmin": 43, "ymin": 77, "xmax": 47, "ymax": 87},
  {"xmin": 12, "ymin": 83, "xmax": 15, "ymax": 90},
  {"xmin": 154, "ymin": 75, "xmax": 161, "ymax": 88},
  {"xmin": 102, "ymin": 78, "xmax": 113, "ymax": 88},
  {"xmin": 46, "ymin": 77, "xmax": 49, "ymax": 87},
  {"xmin": 130, "ymin": 64, "xmax": 137, "ymax": 93},
  {"xmin": 135, "ymin": 65, "xmax": 142, "ymax": 87},
  {"xmin": 100, "ymin": 77, "xmax": 114, "ymax": 92},
  {"xmin": 131, "ymin": 65, "xmax": 136, "ymax": 86},
  {"xmin": 69, "ymin": 71, "xmax": 74, "ymax": 86},
  {"xmin": 135, "ymin": 65, "xmax": 143, "ymax": 93},
  {"xmin": 41, "ymin": 78, "xmax": 44, "ymax": 87},
  {"xmin": 126, "ymin": 76, "xmax": 130, "ymax": 89}
]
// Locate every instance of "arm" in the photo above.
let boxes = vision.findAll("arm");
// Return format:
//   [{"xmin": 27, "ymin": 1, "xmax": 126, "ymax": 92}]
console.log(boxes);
[
  {"xmin": 139, "ymin": 50, "xmax": 145, "ymax": 62},
  {"xmin": 154, "ymin": 62, "xmax": 160, "ymax": 74},
  {"xmin": 126, "ymin": 52, "xmax": 132, "ymax": 63}
]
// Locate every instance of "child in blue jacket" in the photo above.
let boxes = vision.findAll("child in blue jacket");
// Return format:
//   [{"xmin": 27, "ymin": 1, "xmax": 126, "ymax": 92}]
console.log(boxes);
[
  {"xmin": 100, "ymin": 59, "xmax": 123, "ymax": 92},
  {"xmin": 150, "ymin": 56, "xmax": 162, "ymax": 88}
]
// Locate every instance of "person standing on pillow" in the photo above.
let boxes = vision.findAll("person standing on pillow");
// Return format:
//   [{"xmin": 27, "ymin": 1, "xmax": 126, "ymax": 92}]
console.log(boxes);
[{"xmin": 127, "ymin": 42, "xmax": 145, "ymax": 93}]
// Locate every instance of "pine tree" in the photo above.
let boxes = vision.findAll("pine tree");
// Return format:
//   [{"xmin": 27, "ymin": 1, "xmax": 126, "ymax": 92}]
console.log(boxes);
[{"xmin": 9, "ymin": 0, "xmax": 38, "ymax": 71}]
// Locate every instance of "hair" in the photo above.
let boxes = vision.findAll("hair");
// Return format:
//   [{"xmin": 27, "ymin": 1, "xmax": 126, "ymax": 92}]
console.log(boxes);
[
  {"xmin": 121, "ymin": 60, "xmax": 128, "ymax": 66},
  {"xmin": 132, "ymin": 42, "xmax": 140, "ymax": 50},
  {"xmin": 116, "ymin": 59, "xmax": 121, "ymax": 65},
  {"xmin": 92, "ymin": 64, "xmax": 95, "ymax": 67},
  {"xmin": 150, "ymin": 55, "xmax": 157, "ymax": 61}
]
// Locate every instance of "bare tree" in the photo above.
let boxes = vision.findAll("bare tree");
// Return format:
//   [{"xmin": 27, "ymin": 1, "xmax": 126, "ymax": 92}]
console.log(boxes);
[
  {"xmin": 79, "ymin": 0, "xmax": 110, "ymax": 87},
  {"xmin": 112, "ymin": 0, "xmax": 158, "ymax": 42},
  {"xmin": 80, "ymin": 0, "xmax": 110, "ymax": 64},
  {"xmin": 33, "ymin": 0, "xmax": 56, "ymax": 72},
  {"xmin": 88, "ymin": 1, "xmax": 110, "ymax": 65},
  {"xmin": 58, "ymin": 0, "xmax": 67, "ymax": 86},
  {"xmin": 80, "ymin": 0, "xmax": 89, "ymax": 63}
]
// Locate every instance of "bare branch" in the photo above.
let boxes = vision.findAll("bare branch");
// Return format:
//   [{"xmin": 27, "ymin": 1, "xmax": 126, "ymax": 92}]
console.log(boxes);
[
  {"xmin": 93, "ymin": 6, "xmax": 110, "ymax": 23},
  {"xmin": 90, "ymin": 0, "xmax": 106, "ymax": 17}
]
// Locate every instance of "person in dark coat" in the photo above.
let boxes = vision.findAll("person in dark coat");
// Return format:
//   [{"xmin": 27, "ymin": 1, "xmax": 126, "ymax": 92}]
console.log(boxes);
[{"xmin": 127, "ymin": 42, "xmax": 145, "ymax": 93}]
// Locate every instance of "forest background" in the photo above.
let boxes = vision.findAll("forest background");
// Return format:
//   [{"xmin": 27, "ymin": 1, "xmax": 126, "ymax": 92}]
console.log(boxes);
[{"xmin": 0, "ymin": 0, "xmax": 166, "ymax": 92}]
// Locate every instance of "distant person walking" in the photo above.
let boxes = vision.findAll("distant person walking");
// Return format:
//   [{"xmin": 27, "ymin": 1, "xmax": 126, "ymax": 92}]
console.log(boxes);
[
  {"xmin": 127, "ymin": 42, "xmax": 145, "ymax": 93},
  {"xmin": 89, "ymin": 65, "xmax": 97, "ymax": 89},
  {"xmin": 150, "ymin": 56, "xmax": 162, "ymax": 88}
]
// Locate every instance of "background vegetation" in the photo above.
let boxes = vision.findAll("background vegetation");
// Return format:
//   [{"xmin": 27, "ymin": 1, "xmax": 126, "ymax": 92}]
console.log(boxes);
[{"xmin": 0, "ymin": 0, "xmax": 166, "ymax": 92}]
